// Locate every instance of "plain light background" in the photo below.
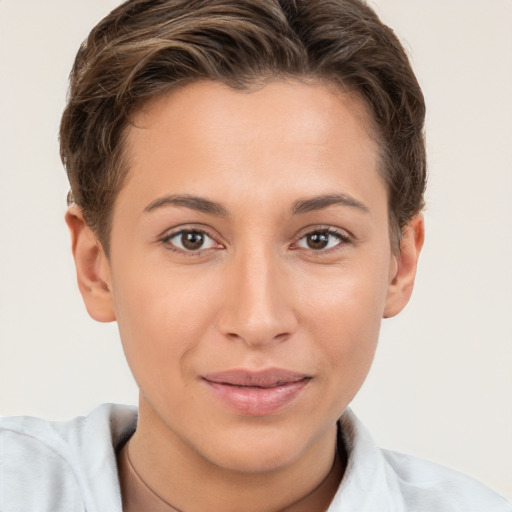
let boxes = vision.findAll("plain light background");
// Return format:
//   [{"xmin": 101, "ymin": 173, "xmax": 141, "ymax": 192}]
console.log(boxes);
[{"xmin": 0, "ymin": 0, "xmax": 511, "ymax": 502}]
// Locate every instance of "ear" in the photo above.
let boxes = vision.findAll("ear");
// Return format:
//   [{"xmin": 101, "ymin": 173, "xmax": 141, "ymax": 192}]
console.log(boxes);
[
  {"xmin": 65, "ymin": 206, "xmax": 116, "ymax": 322},
  {"xmin": 383, "ymin": 214, "xmax": 425, "ymax": 318}
]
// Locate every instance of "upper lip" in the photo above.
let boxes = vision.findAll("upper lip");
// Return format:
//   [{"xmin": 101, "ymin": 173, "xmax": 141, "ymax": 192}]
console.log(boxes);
[{"xmin": 202, "ymin": 369, "xmax": 310, "ymax": 388}]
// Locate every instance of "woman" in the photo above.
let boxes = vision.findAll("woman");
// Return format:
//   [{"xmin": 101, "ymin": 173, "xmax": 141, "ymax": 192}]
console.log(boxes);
[{"xmin": 1, "ymin": 1, "xmax": 510, "ymax": 511}]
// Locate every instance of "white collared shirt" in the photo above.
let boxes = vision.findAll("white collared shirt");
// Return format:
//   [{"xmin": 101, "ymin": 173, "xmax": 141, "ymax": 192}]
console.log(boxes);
[{"xmin": 1, "ymin": 404, "xmax": 510, "ymax": 512}]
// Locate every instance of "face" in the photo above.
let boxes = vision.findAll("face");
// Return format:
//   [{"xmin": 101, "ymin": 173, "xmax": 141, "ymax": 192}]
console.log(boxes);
[{"xmin": 72, "ymin": 79, "xmax": 420, "ymax": 474}]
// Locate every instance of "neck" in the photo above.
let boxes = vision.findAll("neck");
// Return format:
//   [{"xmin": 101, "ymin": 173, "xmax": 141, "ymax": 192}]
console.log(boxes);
[{"xmin": 127, "ymin": 396, "xmax": 345, "ymax": 512}]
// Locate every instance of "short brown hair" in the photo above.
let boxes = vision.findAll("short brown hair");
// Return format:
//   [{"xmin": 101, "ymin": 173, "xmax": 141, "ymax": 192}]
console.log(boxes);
[{"xmin": 60, "ymin": 0, "xmax": 426, "ymax": 252}]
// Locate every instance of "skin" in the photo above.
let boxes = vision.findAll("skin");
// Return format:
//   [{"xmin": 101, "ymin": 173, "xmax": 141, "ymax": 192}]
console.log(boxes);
[{"xmin": 66, "ymin": 80, "xmax": 424, "ymax": 512}]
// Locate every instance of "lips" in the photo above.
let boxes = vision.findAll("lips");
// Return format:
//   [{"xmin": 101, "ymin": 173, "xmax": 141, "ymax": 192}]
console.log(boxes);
[
  {"xmin": 203, "ymin": 368, "xmax": 309, "ymax": 387},
  {"xmin": 202, "ymin": 369, "xmax": 311, "ymax": 416}
]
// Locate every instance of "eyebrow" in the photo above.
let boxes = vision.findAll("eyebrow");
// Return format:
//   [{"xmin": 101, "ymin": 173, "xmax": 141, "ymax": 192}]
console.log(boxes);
[
  {"xmin": 144, "ymin": 194, "xmax": 230, "ymax": 217},
  {"xmin": 144, "ymin": 192, "xmax": 369, "ymax": 217},
  {"xmin": 292, "ymin": 193, "xmax": 369, "ymax": 215}
]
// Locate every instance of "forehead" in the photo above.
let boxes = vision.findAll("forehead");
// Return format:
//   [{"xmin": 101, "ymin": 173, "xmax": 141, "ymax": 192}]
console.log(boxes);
[
  {"xmin": 132, "ymin": 79, "xmax": 376, "ymax": 145},
  {"xmin": 118, "ymin": 79, "xmax": 384, "ymax": 216}
]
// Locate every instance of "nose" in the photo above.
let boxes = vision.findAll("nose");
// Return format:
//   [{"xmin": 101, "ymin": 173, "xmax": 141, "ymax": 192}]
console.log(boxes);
[{"xmin": 216, "ymin": 245, "xmax": 298, "ymax": 348}]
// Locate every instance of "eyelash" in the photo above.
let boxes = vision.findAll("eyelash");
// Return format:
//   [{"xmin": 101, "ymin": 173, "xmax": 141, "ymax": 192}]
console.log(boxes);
[
  {"xmin": 160, "ymin": 226, "xmax": 352, "ymax": 257},
  {"xmin": 293, "ymin": 228, "xmax": 351, "ymax": 254},
  {"xmin": 160, "ymin": 227, "xmax": 221, "ymax": 257}
]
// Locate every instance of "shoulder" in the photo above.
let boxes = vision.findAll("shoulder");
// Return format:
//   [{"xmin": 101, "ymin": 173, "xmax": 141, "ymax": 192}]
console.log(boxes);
[
  {"xmin": 329, "ymin": 409, "xmax": 511, "ymax": 512},
  {"xmin": 0, "ymin": 403, "xmax": 137, "ymax": 512},
  {"xmin": 381, "ymin": 448, "xmax": 512, "ymax": 512}
]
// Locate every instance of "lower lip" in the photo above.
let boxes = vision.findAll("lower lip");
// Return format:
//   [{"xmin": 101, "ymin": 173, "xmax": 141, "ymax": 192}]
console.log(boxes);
[{"xmin": 203, "ymin": 379, "xmax": 310, "ymax": 416}]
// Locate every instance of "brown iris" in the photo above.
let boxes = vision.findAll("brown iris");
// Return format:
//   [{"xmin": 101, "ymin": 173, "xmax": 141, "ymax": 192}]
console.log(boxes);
[
  {"xmin": 181, "ymin": 231, "xmax": 205, "ymax": 250},
  {"xmin": 306, "ymin": 232, "xmax": 330, "ymax": 250}
]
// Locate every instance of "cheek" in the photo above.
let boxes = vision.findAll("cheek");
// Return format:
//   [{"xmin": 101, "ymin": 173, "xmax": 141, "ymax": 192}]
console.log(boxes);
[
  {"xmin": 111, "ymin": 266, "xmax": 219, "ymax": 383},
  {"xmin": 298, "ymin": 257, "xmax": 390, "ymax": 379}
]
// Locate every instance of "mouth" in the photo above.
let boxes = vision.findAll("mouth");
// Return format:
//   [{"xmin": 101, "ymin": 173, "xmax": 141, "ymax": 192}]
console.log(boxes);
[{"xmin": 202, "ymin": 369, "xmax": 311, "ymax": 416}]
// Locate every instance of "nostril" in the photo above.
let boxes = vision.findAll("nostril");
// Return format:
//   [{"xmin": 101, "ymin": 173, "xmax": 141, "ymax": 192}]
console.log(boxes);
[{"xmin": 224, "ymin": 330, "xmax": 291, "ymax": 346}]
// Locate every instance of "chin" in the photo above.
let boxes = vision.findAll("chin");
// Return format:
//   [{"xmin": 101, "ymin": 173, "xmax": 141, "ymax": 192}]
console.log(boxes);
[
  {"xmin": 210, "ymin": 445, "xmax": 301, "ymax": 474},
  {"xmin": 196, "ymin": 423, "xmax": 317, "ymax": 474}
]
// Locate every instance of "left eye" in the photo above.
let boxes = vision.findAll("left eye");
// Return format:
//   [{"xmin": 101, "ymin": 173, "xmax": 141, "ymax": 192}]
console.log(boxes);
[
  {"xmin": 166, "ymin": 230, "xmax": 217, "ymax": 251},
  {"xmin": 296, "ymin": 230, "xmax": 344, "ymax": 251}
]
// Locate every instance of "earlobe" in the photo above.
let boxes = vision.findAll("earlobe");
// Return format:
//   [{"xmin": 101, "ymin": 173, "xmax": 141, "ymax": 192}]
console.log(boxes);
[
  {"xmin": 383, "ymin": 214, "xmax": 425, "ymax": 319},
  {"xmin": 65, "ymin": 206, "xmax": 116, "ymax": 322}
]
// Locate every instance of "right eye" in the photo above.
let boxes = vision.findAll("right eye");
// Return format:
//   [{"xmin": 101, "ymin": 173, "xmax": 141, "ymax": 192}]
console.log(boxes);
[{"xmin": 164, "ymin": 229, "xmax": 218, "ymax": 253}]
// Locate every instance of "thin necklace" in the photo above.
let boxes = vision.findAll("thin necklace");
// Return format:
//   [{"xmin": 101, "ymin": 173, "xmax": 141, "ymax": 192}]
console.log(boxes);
[
  {"xmin": 126, "ymin": 441, "xmax": 184, "ymax": 512},
  {"xmin": 125, "ymin": 426, "xmax": 343, "ymax": 512}
]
